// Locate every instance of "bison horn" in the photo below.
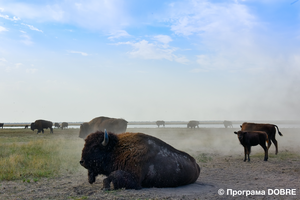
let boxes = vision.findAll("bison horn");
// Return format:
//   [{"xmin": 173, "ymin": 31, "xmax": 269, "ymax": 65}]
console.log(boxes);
[{"xmin": 102, "ymin": 129, "xmax": 109, "ymax": 146}]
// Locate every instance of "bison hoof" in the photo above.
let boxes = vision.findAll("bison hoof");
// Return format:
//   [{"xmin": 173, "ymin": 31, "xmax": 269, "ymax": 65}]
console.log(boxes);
[{"xmin": 102, "ymin": 187, "xmax": 110, "ymax": 191}]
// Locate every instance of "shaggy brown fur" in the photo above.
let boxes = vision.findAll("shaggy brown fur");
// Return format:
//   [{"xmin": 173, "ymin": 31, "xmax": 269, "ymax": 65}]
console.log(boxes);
[
  {"xmin": 241, "ymin": 122, "xmax": 282, "ymax": 155},
  {"xmin": 79, "ymin": 116, "xmax": 127, "ymax": 139},
  {"xmin": 31, "ymin": 120, "xmax": 53, "ymax": 134},
  {"xmin": 80, "ymin": 131, "xmax": 200, "ymax": 190}
]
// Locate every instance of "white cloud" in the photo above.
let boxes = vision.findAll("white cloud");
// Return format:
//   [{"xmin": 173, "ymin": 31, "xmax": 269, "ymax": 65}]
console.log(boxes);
[
  {"xmin": 0, "ymin": 58, "xmax": 7, "ymax": 62},
  {"xmin": 69, "ymin": 51, "xmax": 88, "ymax": 56},
  {"xmin": 21, "ymin": 23, "xmax": 43, "ymax": 33},
  {"xmin": 168, "ymin": 1, "xmax": 256, "ymax": 37},
  {"xmin": 5, "ymin": 62, "xmax": 23, "ymax": 72},
  {"xmin": 0, "ymin": 13, "xmax": 20, "ymax": 21},
  {"xmin": 1, "ymin": 1, "xmax": 131, "ymax": 31},
  {"xmin": 0, "ymin": 26, "xmax": 8, "ymax": 32},
  {"xmin": 115, "ymin": 39, "xmax": 189, "ymax": 64},
  {"xmin": 153, "ymin": 35, "xmax": 172, "ymax": 45},
  {"xmin": 20, "ymin": 34, "xmax": 33, "ymax": 45},
  {"xmin": 108, "ymin": 30, "xmax": 131, "ymax": 40}
]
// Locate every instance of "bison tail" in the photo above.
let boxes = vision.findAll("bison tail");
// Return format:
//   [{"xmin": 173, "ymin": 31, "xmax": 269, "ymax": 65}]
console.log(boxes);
[{"xmin": 275, "ymin": 125, "xmax": 283, "ymax": 136}]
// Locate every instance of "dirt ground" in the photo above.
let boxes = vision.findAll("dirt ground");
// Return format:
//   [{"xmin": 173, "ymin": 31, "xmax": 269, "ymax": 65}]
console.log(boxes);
[{"xmin": 1, "ymin": 127, "xmax": 300, "ymax": 199}]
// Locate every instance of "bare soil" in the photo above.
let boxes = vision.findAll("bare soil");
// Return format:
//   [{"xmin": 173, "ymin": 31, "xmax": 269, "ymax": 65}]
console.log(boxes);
[{"xmin": 1, "ymin": 127, "xmax": 300, "ymax": 199}]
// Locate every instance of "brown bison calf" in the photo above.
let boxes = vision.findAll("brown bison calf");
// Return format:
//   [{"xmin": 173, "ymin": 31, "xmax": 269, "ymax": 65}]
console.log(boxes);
[{"xmin": 234, "ymin": 131, "xmax": 269, "ymax": 162}]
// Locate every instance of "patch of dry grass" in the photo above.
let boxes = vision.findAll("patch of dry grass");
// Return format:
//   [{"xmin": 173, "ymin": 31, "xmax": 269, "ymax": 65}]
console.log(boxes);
[{"xmin": 0, "ymin": 128, "xmax": 84, "ymax": 181}]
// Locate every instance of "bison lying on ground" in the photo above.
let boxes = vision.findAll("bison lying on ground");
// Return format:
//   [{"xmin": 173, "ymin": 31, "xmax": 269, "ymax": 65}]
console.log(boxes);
[
  {"xmin": 235, "ymin": 131, "xmax": 269, "ymax": 162},
  {"xmin": 187, "ymin": 120, "xmax": 199, "ymax": 128},
  {"xmin": 80, "ymin": 130, "xmax": 200, "ymax": 190},
  {"xmin": 79, "ymin": 116, "xmax": 128, "ymax": 139},
  {"xmin": 31, "ymin": 120, "xmax": 53, "ymax": 134},
  {"xmin": 156, "ymin": 120, "xmax": 165, "ymax": 128},
  {"xmin": 240, "ymin": 122, "xmax": 282, "ymax": 154}
]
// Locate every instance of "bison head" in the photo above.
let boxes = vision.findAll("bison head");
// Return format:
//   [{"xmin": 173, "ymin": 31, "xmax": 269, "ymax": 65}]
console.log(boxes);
[
  {"xmin": 80, "ymin": 130, "xmax": 118, "ymax": 180},
  {"xmin": 30, "ymin": 123, "xmax": 35, "ymax": 131},
  {"xmin": 234, "ymin": 131, "xmax": 246, "ymax": 143}
]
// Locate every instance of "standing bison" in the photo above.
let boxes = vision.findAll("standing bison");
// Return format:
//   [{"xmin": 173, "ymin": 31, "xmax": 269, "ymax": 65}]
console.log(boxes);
[
  {"xmin": 31, "ymin": 120, "xmax": 53, "ymax": 134},
  {"xmin": 234, "ymin": 131, "xmax": 269, "ymax": 162},
  {"xmin": 80, "ymin": 130, "xmax": 200, "ymax": 190},
  {"xmin": 61, "ymin": 122, "xmax": 68, "ymax": 129},
  {"xmin": 223, "ymin": 120, "xmax": 233, "ymax": 128},
  {"xmin": 187, "ymin": 120, "xmax": 200, "ymax": 128},
  {"xmin": 156, "ymin": 120, "xmax": 165, "ymax": 128},
  {"xmin": 240, "ymin": 122, "xmax": 282, "ymax": 154},
  {"xmin": 54, "ymin": 123, "xmax": 60, "ymax": 128},
  {"xmin": 79, "ymin": 116, "xmax": 128, "ymax": 139},
  {"xmin": 0, "ymin": 123, "xmax": 3, "ymax": 129}
]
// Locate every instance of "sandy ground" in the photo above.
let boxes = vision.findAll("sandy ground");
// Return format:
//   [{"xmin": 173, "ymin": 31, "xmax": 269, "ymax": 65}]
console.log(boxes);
[{"xmin": 1, "ymin": 127, "xmax": 300, "ymax": 199}]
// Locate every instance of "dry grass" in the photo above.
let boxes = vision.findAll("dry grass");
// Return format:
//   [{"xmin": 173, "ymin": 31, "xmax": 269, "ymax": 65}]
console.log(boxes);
[{"xmin": 0, "ymin": 128, "xmax": 84, "ymax": 181}]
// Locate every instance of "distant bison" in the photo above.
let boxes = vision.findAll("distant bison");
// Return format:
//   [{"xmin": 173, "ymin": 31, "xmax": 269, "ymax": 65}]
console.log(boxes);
[
  {"xmin": 61, "ymin": 122, "xmax": 68, "ymax": 129},
  {"xmin": 79, "ymin": 116, "xmax": 128, "ymax": 139},
  {"xmin": 235, "ymin": 131, "xmax": 269, "ymax": 162},
  {"xmin": 80, "ymin": 130, "xmax": 200, "ymax": 190},
  {"xmin": 187, "ymin": 120, "xmax": 199, "ymax": 128},
  {"xmin": 156, "ymin": 120, "xmax": 165, "ymax": 128},
  {"xmin": 223, "ymin": 120, "xmax": 233, "ymax": 128},
  {"xmin": 31, "ymin": 120, "xmax": 53, "ymax": 134},
  {"xmin": 240, "ymin": 122, "xmax": 282, "ymax": 154},
  {"xmin": 0, "ymin": 123, "xmax": 3, "ymax": 129},
  {"xmin": 54, "ymin": 123, "xmax": 60, "ymax": 129},
  {"xmin": 24, "ymin": 125, "xmax": 29, "ymax": 129}
]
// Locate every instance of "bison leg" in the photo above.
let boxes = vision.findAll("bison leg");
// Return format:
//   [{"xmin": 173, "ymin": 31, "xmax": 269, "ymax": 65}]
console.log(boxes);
[
  {"xmin": 88, "ymin": 170, "xmax": 96, "ymax": 184},
  {"xmin": 50, "ymin": 127, "xmax": 53, "ymax": 134},
  {"xmin": 260, "ymin": 143, "xmax": 268, "ymax": 161},
  {"xmin": 271, "ymin": 137, "xmax": 279, "ymax": 155},
  {"xmin": 103, "ymin": 170, "xmax": 142, "ymax": 190},
  {"xmin": 246, "ymin": 146, "xmax": 251, "ymax": 162},
  {"xmin": 243, "ymin": 147, "xmax": 247, "ymax": 162}
]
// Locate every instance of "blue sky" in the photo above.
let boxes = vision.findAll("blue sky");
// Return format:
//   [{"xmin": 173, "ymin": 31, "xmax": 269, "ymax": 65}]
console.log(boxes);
[{"xmin": 0, "ymin": 0, "xmax": 300, "ymax": 123}]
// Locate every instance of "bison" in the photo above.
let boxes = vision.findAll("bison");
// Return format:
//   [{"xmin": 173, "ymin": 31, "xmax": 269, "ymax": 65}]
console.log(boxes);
[
  {"xmin": 187, "ymin": 120, "xmax": 200, "ymax": 128},
  {"xmin": 79, "ymin": 116, "xmax": 128, "ymax": 139},
  {"xmin": 31, "ymin": 120, "xmax": 53, "ymax": 134},
  {"xmin": 0, "ymin": 123, "xmax": 3, "ymax": 129},
  {"xmin": 156, "ymin": 120, "xmax": 165, "ymax": 128},
  {"xmin": 54, "ymin": 123, "xmax": 60, "ymax": 129},
  {"xmin": 240, "ymin": 122, "xmax": 283, "ymax": 154},
  {"xmin": 234, "ymin": 131, "xmax": 269, "ymax": 162},
  {"xmin": 223, "ymin": 120, "xmax": 233, "ymax": 128},
  {"xmin": 80, "ymin": 130, "xmax": 200, "ymax": 190},
  {"xmin": 61, "ymin": 122, "xmax": 68, "ymax": 129}
]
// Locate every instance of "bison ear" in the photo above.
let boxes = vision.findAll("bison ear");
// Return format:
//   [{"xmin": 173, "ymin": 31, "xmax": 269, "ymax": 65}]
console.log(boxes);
[{"xmin": 102, "ymin": 129, "xmax": 109, "ymax": 146}]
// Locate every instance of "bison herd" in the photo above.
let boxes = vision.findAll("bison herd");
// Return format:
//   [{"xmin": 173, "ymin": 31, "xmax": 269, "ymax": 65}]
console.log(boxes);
[{"xmin": 0, "ymin": 117, "xmax": 284, "ymax": 190}]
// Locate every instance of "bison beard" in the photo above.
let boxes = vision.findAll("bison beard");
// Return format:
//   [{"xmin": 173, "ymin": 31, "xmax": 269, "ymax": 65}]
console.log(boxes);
[{"xmin": 80, "ymin": 131, "xmax": 200, "ymax": 190}]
